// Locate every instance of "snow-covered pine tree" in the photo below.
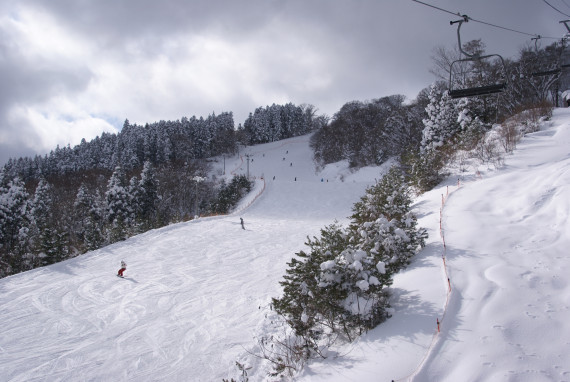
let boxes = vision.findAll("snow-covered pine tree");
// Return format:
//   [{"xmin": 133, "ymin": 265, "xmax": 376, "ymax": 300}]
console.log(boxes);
[
  {"xmin": 210, "ymin": 175, "xmax": 252, "ymax": 214},
  {"xmin": 272, "ymin": 222, "xmax": 351, "ymax": 347},
  {"xmin": 190, "ymin": 117, "xmax": 210, "ymax": 159},
  {"xmin": 407, "ymin": 84, "xmax": 460, "ymax": 192},
  {"xmin": 455, "ymin": 97, "xmax": 486, "ymax": 150},
  {"xmin": 29, "ymin": 178, "xmax": 57, "ymax": 266},
  {"xmin": 0, "ymin": 176, "xmax": 30, "ymax": 273},
  {"xmin": 342, "ymin": 167, "xmax": 425, "ymax": 329},
  {"xmin": 137, "ymin": 161, "xmax": 159, "ymax": 226},
  {"xmin": 251, "ymin": 107, "xmax": 271, "ymax": 144},
  {"xmin": 350, "ymin": 167, "xmax": 425, "ymax": 270},
  {"xmin": 128, "ymin": 175, "xmax": 141, "ymax": 232},
  {"xmin": 316, "ymin": 245, "xmax": 392, "ymax": 333},
  {"xmin": 420, "ymin": 85, "xmax": 458, "ymax": 154},
  {"xmin": 351, "ymin": 166, "xmax": 411, "ymax": 224},
  {"xmin": 73, "ymin": 183, "xmax": 90, "ymax": 241},
  {"xmin": 273, "ymin": 167, "xmax": 427, "ymax": 357},
  {"xmin": 74, "ymin": 183, "xmax": 105, "ymax": 252},
  {"xmin": 268, "ymin": 104, "xmax": 283, "ymax": 142},
  {"xmin": 105, "ymin": 166, "xmax": 133, "ymax": 242},
  {"xmin": 81, "ymin": 188, "xmax": 105, "ymax": 252},
  {"xmin": 209, "ymin": 112, "xmax": 236, "ymax": 156}
]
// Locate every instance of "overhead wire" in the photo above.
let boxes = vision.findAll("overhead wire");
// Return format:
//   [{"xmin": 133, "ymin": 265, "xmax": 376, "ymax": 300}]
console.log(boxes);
[
  {"xmin": 411, "ymin": 0, "xmax": 561, "ymax": 40},
  {"xmin": 409, "ymin": 0, "xmax": 462, "ymax": 18},
  {"xmin": 468, "ymin": 16, "xmax": 546, "ymax": 38},
  {"xmin": 542, "ymin": 0, "xmax": 570, "ymax": 17}
]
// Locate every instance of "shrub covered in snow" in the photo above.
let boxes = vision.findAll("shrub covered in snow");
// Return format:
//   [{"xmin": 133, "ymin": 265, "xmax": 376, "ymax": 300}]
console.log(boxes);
[{"xmin": 271, "ymin": 167, "xmax": 426, "ymax": 366}]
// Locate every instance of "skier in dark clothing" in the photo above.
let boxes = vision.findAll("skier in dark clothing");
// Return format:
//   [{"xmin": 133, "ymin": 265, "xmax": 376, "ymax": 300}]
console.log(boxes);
[{"xmin": 240, "ymin": 217, "xmax": 245, "ymax": 230}]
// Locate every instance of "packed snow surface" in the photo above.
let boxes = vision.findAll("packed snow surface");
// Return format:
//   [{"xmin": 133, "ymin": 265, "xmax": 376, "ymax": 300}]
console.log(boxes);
[{"xmin": 1, "ymin": 109, "xmax": 570, "ymax": 381}]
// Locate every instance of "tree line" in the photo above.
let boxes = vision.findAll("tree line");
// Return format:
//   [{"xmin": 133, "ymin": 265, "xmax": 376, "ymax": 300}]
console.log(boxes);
[
  {"xmin": 310, "ymin": 39, "xmax": 564, "ymax": 172},
  {"xmin": 3, "ymin": 103, "xmax": 322, "ymax": 182},
  {"xmin": 0, "ymin": 102, "xmax": 321, "ymax": 278},
  {"xmin": 231, "ymin": 39, "xmax": 560, "ymax": 378}
]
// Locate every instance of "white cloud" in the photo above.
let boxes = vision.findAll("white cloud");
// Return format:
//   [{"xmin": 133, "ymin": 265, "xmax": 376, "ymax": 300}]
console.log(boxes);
[
  {"xmin": 0, "ymin": 0, "xmax": 564, "ymax": 165},
  {"xmin": 3, "ymin": 6, "xmax": 89, "ymax": 65},
  {"xmin": 7, "ymin": 105, "xmax": 118, "ymax": 152}
]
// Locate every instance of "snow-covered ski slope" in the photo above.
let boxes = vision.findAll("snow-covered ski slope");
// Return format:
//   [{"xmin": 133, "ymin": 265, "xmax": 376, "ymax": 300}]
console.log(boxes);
[
  {"xmin": 298, "ymin": 109, "xmax": 570, "ymax": 382},
  {"xmin": 1, "ymin": 109, "xmax": 570, "ymax": 381},
  {"xmin": 0, "ymin": 135, "xmax": 384, "ymax": 381}
]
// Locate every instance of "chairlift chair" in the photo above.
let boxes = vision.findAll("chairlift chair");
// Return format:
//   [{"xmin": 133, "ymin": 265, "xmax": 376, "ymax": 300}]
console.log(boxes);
[
  {"xmin": 530, "ymin": 35, "xmax": 567, "ymax": 77},
  {"xmin": 531, "ymin": 68, "xmax": 562, "ymax": 77},
  {"xmin": 448, "ymin": 17, "xmax": 507, "ymax": 99}
]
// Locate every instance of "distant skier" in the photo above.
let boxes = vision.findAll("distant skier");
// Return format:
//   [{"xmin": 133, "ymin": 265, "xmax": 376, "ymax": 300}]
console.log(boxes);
[
  {"xmin": 240, "ymin": 217, "xmax": 245, "ymax": 230},
  {"xmin": 117, "ymin": 260, "xmax": 126, "ymax": 277}
]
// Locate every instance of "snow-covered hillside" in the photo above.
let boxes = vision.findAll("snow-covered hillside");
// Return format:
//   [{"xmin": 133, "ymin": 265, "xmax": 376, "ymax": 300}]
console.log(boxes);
[
  {"xmin": 298, "ymin": 109, "xmax": 570, "ymax": 382},
  {"xmin": 1, "ymin": 109, "xmax": 569, "ymax": 381},
  {"xmin": 0, "ymin": 135, "xmax": 384, "ymax": 382}
]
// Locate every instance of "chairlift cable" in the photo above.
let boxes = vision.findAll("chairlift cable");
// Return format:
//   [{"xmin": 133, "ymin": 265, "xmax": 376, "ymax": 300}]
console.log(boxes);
[
  {"xmin": 541, "ymin": 0, "xmax": 570, "ymax": 17},
  {"xmin": 410, "ymin": 0, "xmax": 462, "ymax": 17},
  {"xmin": 411, "ymin": 0, "xmax": 559, "ymax": 39},
  {"xmin": 468, "ymin": 17, "xmax": 550, "ymax": 38}
]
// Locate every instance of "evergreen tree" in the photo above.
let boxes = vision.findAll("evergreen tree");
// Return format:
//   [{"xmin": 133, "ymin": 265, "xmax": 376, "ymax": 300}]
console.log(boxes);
[
  {"xmin": 74, "ymin": 185, "xmax": 105, "ymax": 252},
  {"xmin": 407, "ymin": 85, "xmax": 460, "ymax": 192},
  {"xmin": 0, "ymin": 176, "xmax": 30, "ymax": 272},
  {"xmin": 209, "ymin": 175, "xmax": 252, "ymax": 214},
  {"xmin": 273, "ymin": 168, "xmax": 426, "ymax": 351},
  {"xmin": 351, "ymin": 167, "xmax": 411, "ymax": 224},
  {"xmin": 74, "ymin": 183, "xmax": 97, "ymax": 251},
  {"xmin": 455, "ymin": 97, "xmax": 487, "ymax": 150},
  {"xmin": 420, "ymin": 86, "xmax": 458, "ymax": 154},
  {"xmin": 137, "ymin": 161, "xmax": 159, "ymax": 227},
  {"xmin": 29, "ymin": 178, "xmax": 58, "ymax": 266},
  {"xmin": 350, "ymin": 167, "xmax": 426, "ymax": 273},
  {"xmin": 272, "ymin": 223, "xmax": 351, "ymax": 346},
  {"xmin": 105, "ymin": 166, "xmax": 132, "ymax": 242},
  {"xmin": 128, "ymin": 175, "xmax": 140, "ymax": 230}
]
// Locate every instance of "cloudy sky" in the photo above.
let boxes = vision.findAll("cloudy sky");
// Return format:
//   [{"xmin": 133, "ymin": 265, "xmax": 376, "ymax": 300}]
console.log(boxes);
[{"xmin": 0, "ymin": 0, "xmax": 565, "ymax": 165}]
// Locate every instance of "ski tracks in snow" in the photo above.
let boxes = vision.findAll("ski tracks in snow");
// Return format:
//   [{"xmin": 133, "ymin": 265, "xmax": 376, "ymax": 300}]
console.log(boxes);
[{"xmin": 413, "ymin": 116, "xmax": 570, "ymax": 381}]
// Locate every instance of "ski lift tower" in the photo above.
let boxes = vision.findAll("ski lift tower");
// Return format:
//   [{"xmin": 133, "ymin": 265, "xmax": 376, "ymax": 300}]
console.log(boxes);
[{"xmin": 559, "ymin": 21, "xmax": 570, "ymax": 97}]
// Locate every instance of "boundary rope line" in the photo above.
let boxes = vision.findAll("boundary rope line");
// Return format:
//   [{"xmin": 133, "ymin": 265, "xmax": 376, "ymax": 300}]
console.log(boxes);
[{"xmin": 394, "ymin": 180, "xmax": 460, "ymax": 382}]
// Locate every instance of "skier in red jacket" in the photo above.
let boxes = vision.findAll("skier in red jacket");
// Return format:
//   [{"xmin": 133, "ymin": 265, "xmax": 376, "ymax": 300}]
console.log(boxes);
[{"xmin": 118, "ymin": 260, "xmax": 126, "ymax": 277}]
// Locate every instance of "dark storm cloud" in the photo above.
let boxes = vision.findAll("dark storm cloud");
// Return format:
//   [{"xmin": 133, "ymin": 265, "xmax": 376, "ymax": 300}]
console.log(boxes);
[
  {"xmin": 0, "ymin": 56, "xmax": 91, "ymax": 108},
  {"xmin": 0, "ymin": 0, "xmax": 567, "ymax": 165},
  {"xmin": 25, "ymin": 0, "xmax": 280, "ymax": 45}
]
